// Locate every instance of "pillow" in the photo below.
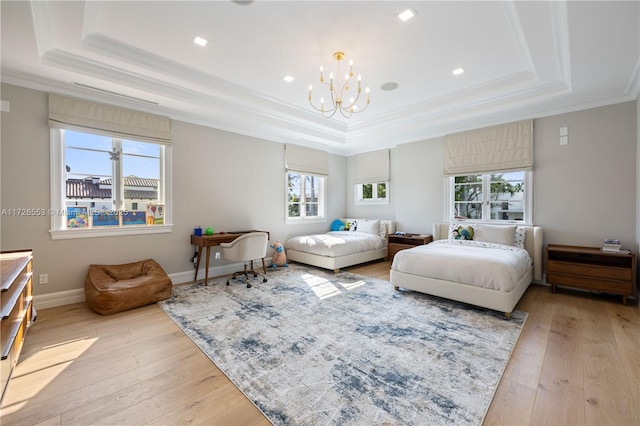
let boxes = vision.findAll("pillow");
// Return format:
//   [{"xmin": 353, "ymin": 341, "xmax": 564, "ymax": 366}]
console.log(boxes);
[
  {"xmin": 330, "ymin": 219, "xmax": 345, "ymax": 231},
  {"xmin": 448, "ymin": 222, "xmax": 475, "ymax": 239},
  {"xmin": 473, "ymin": 224, "xmax": 517, "ymax": 246},
  {"xmin": 356, "ymin": 219, "xmax": 380, "ymax": 235},
  {"xmin": 514, "ymin": 226, "xmax": 526, "ymax": 249},
  {"xmin": 378, "ymin": 221, "xmax": 388, "ymax": 238}
]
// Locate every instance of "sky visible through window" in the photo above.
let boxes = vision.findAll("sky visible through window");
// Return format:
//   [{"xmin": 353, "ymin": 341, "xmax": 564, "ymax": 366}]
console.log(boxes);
[{"xmin": 65, "ymin": 130, "xmax": 160, "ymax": 179}]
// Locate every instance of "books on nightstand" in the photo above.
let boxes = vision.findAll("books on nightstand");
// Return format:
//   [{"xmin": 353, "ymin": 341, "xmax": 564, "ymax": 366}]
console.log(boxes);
[{"xmin": 601, "ymin": 239, "xmax": 630, "ymax": 254}]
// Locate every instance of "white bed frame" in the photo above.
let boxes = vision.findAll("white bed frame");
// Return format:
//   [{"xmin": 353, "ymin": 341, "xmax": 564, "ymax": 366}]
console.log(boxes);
[
  {"xmin": 390, "ymin": 223, "xmax": 543, "ymax": 316},
  {"xmin": 287, "ymin": 220, "xmax": 395, "ymax": 273}
]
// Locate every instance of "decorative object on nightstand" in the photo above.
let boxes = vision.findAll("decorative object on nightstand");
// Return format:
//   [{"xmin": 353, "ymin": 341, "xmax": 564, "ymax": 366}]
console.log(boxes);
[
  {"xmin": 387, "ymin": 233, "xmax": 433, "ymax": 261},
  {"xmin": 600, "ymin": 238, "xmax": 630, "ymax": 254},
  {"xmin": 546, "ymin": 244, "xmax": 637, "ymax": 305}
]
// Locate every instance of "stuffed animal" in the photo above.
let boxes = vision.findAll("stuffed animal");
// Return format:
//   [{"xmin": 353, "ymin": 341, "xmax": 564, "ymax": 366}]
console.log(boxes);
[
  {"xmin": 270, "ymin": 240, "xmax": 288, "ymax": 268},
  {"xmin": 455, "ymin": 225, "xmax": 474, "ymax": 240}
]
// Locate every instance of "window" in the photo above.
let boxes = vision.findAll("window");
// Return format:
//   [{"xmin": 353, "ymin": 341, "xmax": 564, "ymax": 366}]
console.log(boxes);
[
  {"xmin": 355, "ymin": 182, "xmax": 388, "ymax": 204},
  {"xmin": 286, "ymin": 172, "xmax": 326, "ymax": 223},
  {"xmin": 50, "ymin": 128, "xmax": 172, "ymax": 239},
  {"xmin": 352, "ymin": 149, "xmax": 390, "ymax": 206},
  {"xmin": 447, "ymin": 170, "xmax": 531, "ymax": 223}
]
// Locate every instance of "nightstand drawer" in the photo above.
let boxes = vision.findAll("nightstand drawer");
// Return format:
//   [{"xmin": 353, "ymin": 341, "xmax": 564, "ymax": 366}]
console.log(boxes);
[
  {"xmin": 547, "ymin": 260, "xmax": 632, "ymax": 281},
  {"xmin": 387, "ymin": 234, "xmax": 432, "ymax": 262},
  {"xmin": 547, "ymin": 272, "xmax": 633, "ymax": 295},
  {"xmin": 388, "ymin": 243, "xmax": 413, "ymax": 259}
]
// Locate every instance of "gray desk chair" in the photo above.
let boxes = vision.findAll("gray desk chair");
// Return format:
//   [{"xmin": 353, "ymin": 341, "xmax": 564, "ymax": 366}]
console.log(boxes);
[{"xmin": 220, "ymin": 232, "xmax": 269, "ymax": 288}]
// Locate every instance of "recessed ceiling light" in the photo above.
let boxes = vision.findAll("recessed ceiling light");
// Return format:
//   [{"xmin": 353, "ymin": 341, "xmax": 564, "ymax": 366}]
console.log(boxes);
[
  {"xmin": 193, "ymin": 36, "xmax": 208, "ymax": 47},
  {"xmin": 381, "ymin": 82, "xmax": 399, "ymax": 91},
  {"xmin": 398, "ymin": 8, "xmax": 417, "ymax": 22},
  {"xmin": 283, "ymin": 75, "xmax": 295, "ymax": 83},
  {"xmin": 452, "ymin": 68, "xmax": 465, "ymax": 76}
]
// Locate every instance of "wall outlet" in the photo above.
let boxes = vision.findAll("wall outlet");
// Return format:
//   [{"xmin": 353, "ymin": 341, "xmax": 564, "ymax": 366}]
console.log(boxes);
[
  {"xmin": 39, "ymin": 273, "xmax": 48, "ymax": 284},
  {"xmin": 215, "ymin": 252, "xmax": 221, "ymax": 260}
]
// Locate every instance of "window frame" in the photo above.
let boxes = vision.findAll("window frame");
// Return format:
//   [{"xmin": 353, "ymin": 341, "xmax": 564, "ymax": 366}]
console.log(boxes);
[
  {"xmin": 354, "ymin": 181, "xmax": 389, "ymax": 205},
  {"xmin": 49, "ymin": 128, "xmax": 173, "ymax": 239},
  {"xmin": 285, "ymin": 171, "xmax": 327, "ymax": 224},
  {"xmin": 444, "ymin": 170, "xmax": 532, "ymax": 225}
]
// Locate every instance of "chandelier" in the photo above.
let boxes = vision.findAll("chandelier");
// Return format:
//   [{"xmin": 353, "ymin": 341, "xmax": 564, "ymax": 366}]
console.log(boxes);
[{"xmin": 308, "ymin": 52, "xmax": 371, "ymax": 118}]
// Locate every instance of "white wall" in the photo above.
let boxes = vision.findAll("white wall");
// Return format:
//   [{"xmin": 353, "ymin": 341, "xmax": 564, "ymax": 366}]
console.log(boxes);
[
  {"xmin": 393, "ymin": 138, "xmax": 445, "ymax": 234},
  {"xmin": 0, "ymin": 84, "xmax": 347, "ymax": 299},
  {"xmin": 534, "ymin": 102, "xmax": 636, "ymax": 248}
]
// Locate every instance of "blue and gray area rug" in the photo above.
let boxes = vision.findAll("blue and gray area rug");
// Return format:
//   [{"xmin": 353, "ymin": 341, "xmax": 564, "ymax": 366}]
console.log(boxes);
[{"xmin": 159, "ymin": 263, "xmax": 527, "ymax": 425}]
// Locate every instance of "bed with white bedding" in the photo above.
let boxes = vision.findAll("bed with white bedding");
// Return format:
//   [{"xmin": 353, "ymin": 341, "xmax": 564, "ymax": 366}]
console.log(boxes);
[
  {"xmin": 285, "ymin": 219, "xmax": 395, "ymax": 272},
  {"xmin": 390, "ymin": 223, "xmax": 543, "ymax": 316}
]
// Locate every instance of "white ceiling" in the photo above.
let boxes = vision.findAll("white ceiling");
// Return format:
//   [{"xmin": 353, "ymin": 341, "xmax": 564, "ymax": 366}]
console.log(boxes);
[{"xmin": 2, "ymin": 0, "xmax": 639, "ymax": 155}]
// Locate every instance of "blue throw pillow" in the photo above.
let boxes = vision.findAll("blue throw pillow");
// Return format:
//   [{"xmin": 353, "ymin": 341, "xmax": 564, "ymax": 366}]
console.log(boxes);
[{"xmin": 330, "ymin": 219, "xmax": 345, "ymax": 231}]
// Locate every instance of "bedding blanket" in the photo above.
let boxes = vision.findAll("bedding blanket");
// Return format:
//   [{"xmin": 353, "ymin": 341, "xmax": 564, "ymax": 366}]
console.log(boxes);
[
  {"xmin": 285, "ymin": 231, "xmax": 386, "ymax": 258},
  {"xmin": 391, "ymin": 240, "xmax": 532, "ymax": 292}
]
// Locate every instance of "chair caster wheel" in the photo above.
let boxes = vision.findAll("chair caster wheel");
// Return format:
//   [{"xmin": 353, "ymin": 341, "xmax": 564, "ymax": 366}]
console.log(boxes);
[
  {"xmin": 263, "ymin": 277, "xmax": 268, "ymax": 283},
  {"xmin": 226, "ymin": 281, "xmax": 230, "ymax": 286},
  {"xmin": 253, "ymin": 273, "xmax": 258, "ymax": 277},
  {"xmin": 247, "ymin": 283, "xmax": 252, "ymax": 288}
]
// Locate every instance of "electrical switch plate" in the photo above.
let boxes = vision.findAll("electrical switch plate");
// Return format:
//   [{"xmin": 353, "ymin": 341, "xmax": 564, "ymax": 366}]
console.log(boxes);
[
  {"xmin": 39, "ymin": 273, "xmax": 48, "ymax": 284},
  {"xmin": 560, "ymin": 126, "xmax": 568, "ymax": 136},
  {"xmin": 560, "ymin": 135, "xmax": 568, "ymax": 145}
]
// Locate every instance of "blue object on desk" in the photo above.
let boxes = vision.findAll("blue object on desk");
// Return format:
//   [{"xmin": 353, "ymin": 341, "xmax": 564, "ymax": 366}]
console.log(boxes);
[{"xmin": 194, "ymin": 227, "xmax": 202, "ymax": 236}]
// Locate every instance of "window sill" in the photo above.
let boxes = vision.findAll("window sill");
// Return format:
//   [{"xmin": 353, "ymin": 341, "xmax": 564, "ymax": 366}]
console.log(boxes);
[
  {"xmin": 50, "ymin": 224, "xmax": 173, "ymax": 240},
  {"xmin": 354, "ymin": 200, "xmax": 389, "ymax": 205},
  {"xmin": 286, "ymin": 217, "xmax": 327, "ymax": 225}
]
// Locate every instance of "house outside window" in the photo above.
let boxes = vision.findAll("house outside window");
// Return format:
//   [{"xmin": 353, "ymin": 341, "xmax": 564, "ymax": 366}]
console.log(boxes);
[
  {"xmin": 50, "ymin": 128, "xmax": 172, "ymax": 239},
  {"xmin": 355, "ymin": 182, "xmax": 388, "ymax": 205},
  {"xmin": 447, "ymin": 170, "xmax": 531, "ymax": 223},
  {"xmin": 286, "ymin": 172, "xmax": 326, "ymax": 223}
]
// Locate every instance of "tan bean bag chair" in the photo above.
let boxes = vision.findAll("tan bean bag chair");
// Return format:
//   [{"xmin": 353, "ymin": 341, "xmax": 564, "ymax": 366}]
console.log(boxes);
[{"xmin": 85, "ymin": 259, "xmax": 171, "ymax": 315}]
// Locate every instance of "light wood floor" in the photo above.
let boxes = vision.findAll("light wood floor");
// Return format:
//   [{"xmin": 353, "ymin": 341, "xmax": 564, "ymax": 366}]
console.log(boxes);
[{"xmin": 2, "ymin": 260, "xmax": 638, "ymax": 425}]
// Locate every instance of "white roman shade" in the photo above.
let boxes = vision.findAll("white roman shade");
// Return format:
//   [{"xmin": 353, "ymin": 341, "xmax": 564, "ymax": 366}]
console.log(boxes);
[
  {"xmin": 353, "ymin": 149, "xmax": 390, "ymax": 184},
  {"xmin": 285, "ymin": 144, "xmax": 328, "ymax": 175},
  {"xmin": 444, "ymin": 120, "xmax": 533, "ymax": 175},
  {"xmin": 48, "ymin": 93, "xmax": 172, "ymax": 144}
]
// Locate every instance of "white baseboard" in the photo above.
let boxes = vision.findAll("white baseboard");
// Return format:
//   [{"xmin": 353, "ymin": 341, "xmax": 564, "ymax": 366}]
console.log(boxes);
[
  {"xmin": 34, "ymin": 288, "xmax": 86, "ymax": 310},
  {"xmin": 33, "ymin": 262, "xmax": 262, "ymax": 310}
]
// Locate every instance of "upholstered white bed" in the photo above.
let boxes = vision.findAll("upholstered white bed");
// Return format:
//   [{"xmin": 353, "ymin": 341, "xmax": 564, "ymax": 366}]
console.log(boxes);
[
  {"xmin": 390, "ymin": 222, "xmax": 543, "ymax": 316},
  {"xmin": 285, "ymin": 219, "xmax": 395, "ymax": 272}
]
